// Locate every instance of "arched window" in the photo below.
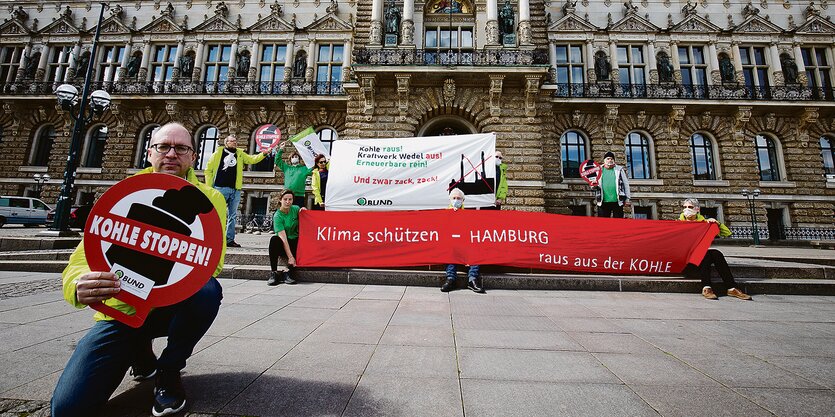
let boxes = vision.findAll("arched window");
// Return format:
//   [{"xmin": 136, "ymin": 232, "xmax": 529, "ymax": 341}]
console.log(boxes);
[
  {"xmin": 195, "ymin": 126, "xmax": 220, "ymax": 170},
  {"xmin": 135, "ymin": 124, "xmax": 160, "ymax": 168},
  {"xmin": 560, "ymin": 130, "xmax": 586, "ymax": 178},
  {"xmin": 690, "ymin": 132, "xmax": 716, "ymax": 180},
  {"xmin": 318, "ymin": 127, "xmax": 338, "ymax": 155},
  {"xmin": 820, "ymin": 135, "xmax": 835, "ymax": 176},
  {"xmin": 625, "ymin": 132, "xmax": 651, "ymax": 179},
  {"xmin": 83, "ymin": 124, "xmax": 108, "ymax": 168},
  {"xmin": 30, "ymin": 125, "xmax": 57, "ymax": 166},
  {"xmin": 755, "ymin": 134, "xmax": 781, "ymax": 181}
]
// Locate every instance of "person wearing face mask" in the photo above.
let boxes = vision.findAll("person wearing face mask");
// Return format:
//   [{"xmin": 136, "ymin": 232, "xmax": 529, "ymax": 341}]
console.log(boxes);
[
  {"xmin": 275, "ymin": 141, "xmax": 315, "ymax": 207},
  {"xmin": 204, "ymin": 134, "xmax": 269, "ymax": 248},
  {"xmin": 442, "ymin": 189, "xmax": 485, "ymax": 293},
  {"xmin": 595, "ymin": 151, "xmax": 631, "ymax": 218},
  {"xmin": 484, "ymin": 151, "xmax": 508, "ymax": 210},
  {"xmin": 678, "ymin": 198, "xmax": 752, "ymax": 301}
]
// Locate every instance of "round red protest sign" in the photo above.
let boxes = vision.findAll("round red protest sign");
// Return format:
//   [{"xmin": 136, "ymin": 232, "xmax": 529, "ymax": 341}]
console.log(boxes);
[
  {"xmin": 83, "ymin": 173, "xmax": 223, "ymax": 328},
  {"xmin": 579, "ymin": 159, "xmax": 602, "ymax": 188},
  {"xmin": 254, "ymin": 124, "xmax": 282, "ymax": 152}
]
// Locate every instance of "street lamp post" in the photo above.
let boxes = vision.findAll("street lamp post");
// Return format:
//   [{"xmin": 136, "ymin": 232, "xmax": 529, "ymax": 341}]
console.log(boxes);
[
  {"xmin": 741, "ymin": 188, "xmax": 761, "ymax": 245},
  {"xmin": 32, "ymin": 174, "xmax": 50, "ymax": 199},
  {"xmin": 48, "ymin": 3, "xmax": 111, "ymax": 235}
]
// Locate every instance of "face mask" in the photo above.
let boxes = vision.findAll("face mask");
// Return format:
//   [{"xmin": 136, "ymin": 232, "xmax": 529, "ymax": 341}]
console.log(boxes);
[
  {"xmin": 451, "ymin": 199, "xmax": 463, "ymax": 209},
  {"xmin": 290, "ymin": 157, "xmax": 300, "ymax": 164},
  {"xmin": 495, "ymin": 159, "xmax": 502, "ymax": 166},
  {"xmin": 682, "ymin": 208, "xmax": 697, "ymax": 218}
]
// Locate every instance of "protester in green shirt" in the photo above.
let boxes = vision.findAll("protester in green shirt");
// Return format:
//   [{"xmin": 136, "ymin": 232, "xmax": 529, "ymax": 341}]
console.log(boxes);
[
  {"xmin": 595, "ymin": 151, "xmax": 631, "ymax": 218},
  {"xmin": 275, "ymin": 141, "xmax": 314, "ymax": 207},
  {"xmin": 268, "ymin": 189, "xmax": 303, "ymax": 285}
]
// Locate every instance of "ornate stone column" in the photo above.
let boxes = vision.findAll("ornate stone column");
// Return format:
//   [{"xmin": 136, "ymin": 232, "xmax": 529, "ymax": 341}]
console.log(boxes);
[
  {"xmin": 36, "ymin": 44, "xmax": 50, "ymax": 82},
  {"xmin": 248, "ymin": 40, "xmax": 259, "ymax": 81},
  {"xmin": 647, "ymin": 42, "xmax": 657, "ymax": 84},
  {"xmin": 670, "ymin": 41, "xmax": 682, "ymax": 84},
  {"xmin": 585, "ymin": 40, "xmax": 596, "ymax": 82},
  {"xmin": 609, "ymin": 41, "xmax": 619, "ymax": 82},
  {"xmin": 140, "ymin": 42, "xmax": 153, "ymax": 81},
  {"xmin": 401, "ymin": 0, "xmax": 415, "ymax": 46},
  {"xmin": 62, "ymin": 44, "xmax": 78, "ymax": 82},
  {"xmin": 172, "ymin": 39, "xmax": 184, "ymax": 79},
  {"xmin": 519, "ymin": 0, "xmax": 532, "ymax": 46},
  {"xmin": 306, "ymin": 41, "xmax": 316, "ymax": 81},
  {"xmin": 14, "ymin": 43, "xmax": 30, "ymax": 81},
  {"xmin": 342, "ymin": 39, "xmax": 352, "ymax": 81},
  {"xmin": 731, "ymin": 42, "xmax": 743, "ymax": 83},
  {"xmin": 284, "ymin": 41, "xmax": 294, "ymax": 82},
  {"xmin": 793, "ymin": 43, "xmax": 807, "ymax": 85},
  {"xmin": 117, "ymin": 40, "xmax": 132, "ymax": 81},
  {"xmin": 192, "ymin": 40, "xmax": 205, "ymax": 82},
  {"xmin": 769, "ymin": 42, "xmax": 783, "ymax": 85},
  {"xmin": 708, "ymin": 41, "xmax": 720, "ymax": 85},
  {"xmin": 486, "ymin": 0, "xmax": 499, "ymax": 46},
  {"xmin": 548, "ymin": 41, "xmax": 557, "ymax": 82},
  {"xmin": 370, "ymin": 0, "xmax": 383, "ymax": 46}
]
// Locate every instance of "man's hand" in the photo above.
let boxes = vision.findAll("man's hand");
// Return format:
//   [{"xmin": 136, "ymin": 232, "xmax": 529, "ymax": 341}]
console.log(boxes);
[
  {"xmin": 287, "ymin": 255, "xmax": 296, "ymax": 267},
  {"xmin": 75, "ymin": 272, "xmax": 121, "ymax": 305},
  {"xmin": 495, "ymin": 199, "xmax": 503, "ymax": 207},
  {"xmin": 706, "ymin": 218, "xmax": 718, "ymax": 223}
]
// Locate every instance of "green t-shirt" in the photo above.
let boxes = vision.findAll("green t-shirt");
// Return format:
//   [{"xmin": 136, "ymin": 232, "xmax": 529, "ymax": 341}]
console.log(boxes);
[
  {"xmin": 601, "ymin": 167, "xmax": 618, "ymax": 203},
  {"xmin": 273, "ymin": 205, "xmax": 301, "ymax": 239},
  {"xmin": 275, "ymin": 149, "xmax": 313, "ymax": 196}
]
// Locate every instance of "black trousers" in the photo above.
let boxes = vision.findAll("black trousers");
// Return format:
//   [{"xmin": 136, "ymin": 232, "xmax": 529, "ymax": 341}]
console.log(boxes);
[
  {"xmin": 269, "ymin": 235, "xmax": 299, "ymax": 271},
  {"xmin": 292, "ymin": 195, "xmax": 306, "ymax": 209},
  {"xmin": 684, "ymin": 249, "xmax": 737, "ymax": 288},
  {"xmin": 598, "ymin": 202, "xmax": 624, "ymax": 218}
]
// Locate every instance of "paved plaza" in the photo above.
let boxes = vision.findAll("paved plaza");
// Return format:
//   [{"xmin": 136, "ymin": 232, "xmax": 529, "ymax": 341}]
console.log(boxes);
[{"xmin": 0, "ymin": 271, "xmax": 834, "ymax": 416}]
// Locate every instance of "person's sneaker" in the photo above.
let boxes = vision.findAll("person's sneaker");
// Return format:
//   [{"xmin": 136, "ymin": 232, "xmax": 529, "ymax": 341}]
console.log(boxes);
[
  {"xmin": 130, "ymin": 346, "xmax": 157, "ymax": 381},
  {"xmin": 467, "ymin": 277, "xmax": 485, "ymax": 293},
  {"xmin": 227, "ymin": 241, "xmax": 241, "ymax": 248},
  {"xmin": 727, "ymin": 288, "xmax": 752, "ymax": 300},
  {"xmin": 702, "ymin": 287, "xmax": 718, "ymax": 300},
  {"xmin": 282, "ymin": 271, "xmax": 297, "ymax": 285},
  {"xmin": 441, "ymin": 279, "xmax": 455, "ymax": 292},
  {"xmin": 267, "ymin": 271, "xmax": 279, "ymax": 286},
  {"xmin": 152, "ymin": 370, "xmax": 186, "ymax": 417}
]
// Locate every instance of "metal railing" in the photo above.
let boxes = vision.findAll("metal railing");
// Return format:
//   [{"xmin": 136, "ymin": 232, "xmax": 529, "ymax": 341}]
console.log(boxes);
[
  {"xmin": 353, "ymin": 48, "xmax": 549, "ymax": 66},
  {"xmin": 0, "ymin": 79, "xmax": 345, "ymax": 96},
  {"xmin": 551, "ymin": 82, "xmax": 835, "ymax": 101},
  {"xmin": 729, "ymin": 226, "xmax": 835, "ymax": 241},
  {"xmin": 729, "ymin": 226, "xmax": 770, "ymax": 241}
]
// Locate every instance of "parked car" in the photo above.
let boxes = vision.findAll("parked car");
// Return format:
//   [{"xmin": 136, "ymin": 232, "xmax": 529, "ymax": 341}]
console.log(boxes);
[
  {"xmin": 0, "ymin": 196, "xmax": 52, "ymax": 227},
  {"xmin": 46, "ymin": 204, "xmax": 93, "ymax": 229}
]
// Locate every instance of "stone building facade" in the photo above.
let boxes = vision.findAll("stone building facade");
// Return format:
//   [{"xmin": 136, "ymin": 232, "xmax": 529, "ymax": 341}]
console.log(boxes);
[{"xmin": 0, "ymin": 0, "xmax": 832, "ymax": 240}]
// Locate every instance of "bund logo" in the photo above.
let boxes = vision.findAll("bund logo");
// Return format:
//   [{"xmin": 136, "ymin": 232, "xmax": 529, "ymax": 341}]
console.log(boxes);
[{"xmin": 357, "ymin": 197, "xmax": 393, "ymax": 206}]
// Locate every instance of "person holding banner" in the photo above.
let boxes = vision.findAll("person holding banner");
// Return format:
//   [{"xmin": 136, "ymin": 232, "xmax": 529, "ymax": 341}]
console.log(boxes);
[
  {"xmin": 204, "ymin": 134, "xmax": 269, "ymax": 247},
  {"xmin": 275, "ymin": 141, "xmax": 314, "ymax": 208},
  {"xmin": 52, "ymin": 123, "xmax": 227, "ymax": 417},
  {"xmin": 442, "ymin": 189, "xmax": 485, "ymax": 293},
  {"xmin": 311, "ymin": 154, "xmax": 329, "ymax": 210},
  {"xmin": 483, "ymin": 150, "xmax": 508, "ymax": 210},
  {"xmin": 268, "ymin": 189, "xmax": 302, "ymax": 285},
  {"xmin": 595, "ymin": 151, "xmax": 631, "ymax": 218},
  {"xmin": 678, "ymin": 198, "xmax": 752, "ymax": 301}
]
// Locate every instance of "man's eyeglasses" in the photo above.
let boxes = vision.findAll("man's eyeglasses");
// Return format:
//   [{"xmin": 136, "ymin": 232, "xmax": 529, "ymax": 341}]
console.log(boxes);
[{"xmin": 150, "ymin": 144, "xmax": 194, "ymax": 155}]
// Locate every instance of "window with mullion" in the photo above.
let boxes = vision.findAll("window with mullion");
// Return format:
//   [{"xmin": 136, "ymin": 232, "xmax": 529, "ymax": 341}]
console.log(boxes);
[
  {"xmin": 85, "ymin": 125, "xmax": 108, "ymax": 168},
  {"xmin": 150, "ymin": 45, "xmax": 177, "ymax": 82},
  {"xmin": 316, "ymin": 43, "xmax": 344, "ymax": 93},
  {"xmin": 258, "ymin": 43, "xmax": 287, "ymax": 93},
  {"xmin": 740, "ymin": 46, "xmax": 769, "ymax": 98},
  {"xmin": 755, "ymin": 134, "xmax": 780, "ymax": 181},
  {"xmin": 195, "ymin": 126, "xmax": 220, "ymax": 170},
  {"xmin": 554, "ymin": 44, "xmax": 584, "ymax": 96},
  {"xmin": 690, "ymin": 133, "xmax": 716, "ymax": 180},
  {"xmin": 820, "ymin": 135, "xmax": 835, "ymax": 176},
  {"xmin": 97, "ymin": 45, "xmax": 125, "ymax": 83},
  {"xmin": 625, "ymin": 132, "xmax": 651, "ymax": 179},
  {"xmin": 32, "ymin": 125, "xmax": 57, "ymax": 166},
  {"xmin": 204, "ymin": 44, "xmax": 231, "ymax": 86},
  {"xmin": 135, "ymin": 124, "xmax": 160, "ymax": 169},
  {"xmin": 0, "ymin": 46, "xmax": 23, "ymax": 84},
  {"xmin": 47, "ymin": 45, "xmax": 73, "ymax": 84},
  {"xmin": 560, "ymin": 130, "xmax": 586, "ymax": 178},
  {"xmin": 802, "ymin": 47, "xmax": 832, "ymax": 97},
  {"xmin": 617, "ymin": 45, "xmax": 646, "ymax": 86},
  {"xmin": 678, "ymin": 45, "xmax": 708, "ymax": 97},
  {"xmin": 318, "ymin": 128, "xmax": 338, "ymax": 155},
  {"xmin": 425, "ymin": 26, "xmax": 474, "ymax": 50}
]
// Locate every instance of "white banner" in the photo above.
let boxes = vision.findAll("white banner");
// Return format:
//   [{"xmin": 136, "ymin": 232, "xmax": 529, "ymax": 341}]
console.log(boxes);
[
  {"xmin": 327, "ymin": 133, "xmax": 497, "ymax": 211},
  {"xmin": 290, "ymin": 127, "xmax": 330, "ymax": 168}
]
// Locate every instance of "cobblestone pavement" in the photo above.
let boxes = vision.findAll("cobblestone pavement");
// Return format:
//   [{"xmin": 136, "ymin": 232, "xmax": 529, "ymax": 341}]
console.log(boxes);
[{"xmin": 1, "ymin": 273, "xmax": 834, "ymax": 416}]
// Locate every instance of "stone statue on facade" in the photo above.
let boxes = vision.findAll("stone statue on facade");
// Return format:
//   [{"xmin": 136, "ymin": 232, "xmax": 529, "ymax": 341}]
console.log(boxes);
[
  {"xmin": 594, "ymin": 51, "xmax": 611, "ymax": 81},
  {"xmin": 499, "ymin": 0, "xmax": 515, "ymax": 35},
  {"xmin": 236, "ymin": 53, "xmax": 250, "ymax": 77},
  {"xmin": 180, "ymin": 54, "xmax": 194, "ymax": 77},
  {"xmin": 719, "ymin": 54, "xmax": 735, "ymax": 83},
  {"xmin": 681, "ymin": 0, "xmax": 697, "ymax": 16},
  {"xmin": 781, "ymin": 54, "xmax": 799, "ymax": 84},
  {"xmin": 384, "ymin": 1, "xmax": 401, "ymax": 35},
  {"xmin": 74, "ymin": 52, "xmax": 90, "ymax": 79},
  {"xmin": 127, "ymin": 53, "xmax": 141, "ymax": 78},
  {"xmin": 623, "ymin": 0, "xmax": 639, "ymax": 16},
  {"xmin": 23, "ymin": 52, "xmax": 39, "ymax": 79},
  {"xmin": 657, "ymin": 52, "xmax": 674, "ymax": 83},
  {"xmin": 293, "ymin": 51, "xmax": 307, "ymax": 78}
]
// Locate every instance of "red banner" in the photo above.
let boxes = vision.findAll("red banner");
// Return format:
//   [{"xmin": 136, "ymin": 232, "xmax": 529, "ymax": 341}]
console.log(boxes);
[{"xmin": 297, "ymin": 210, "xmax": 717, "ymax": 275}]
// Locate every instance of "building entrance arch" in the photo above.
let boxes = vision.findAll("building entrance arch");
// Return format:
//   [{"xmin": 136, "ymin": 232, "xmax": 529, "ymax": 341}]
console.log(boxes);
[{"xmin": 417, "ymin": 116, "xmax": 477, "ymax": 137}]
